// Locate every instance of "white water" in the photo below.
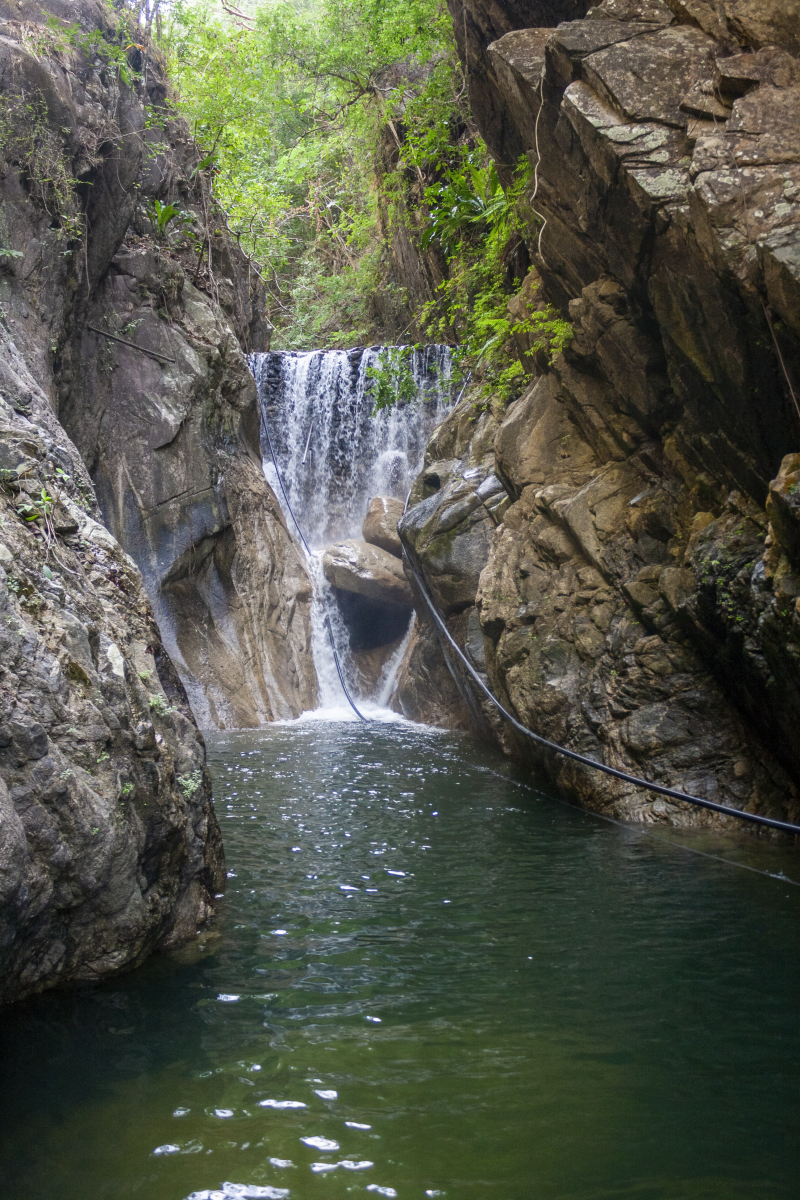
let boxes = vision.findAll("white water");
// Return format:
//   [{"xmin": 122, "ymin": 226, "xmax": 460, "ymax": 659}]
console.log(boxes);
[
  {"xmin": 251, "ymin": 346, "xmax": 451, "ymax": 549},
  {"xmin": 249, "ymin": 346, "xmax": 451, "ymax": 715}
]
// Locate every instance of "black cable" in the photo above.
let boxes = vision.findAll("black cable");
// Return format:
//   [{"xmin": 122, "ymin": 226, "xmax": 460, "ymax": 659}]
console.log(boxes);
[
  {"xmin": 260, "ymin": 411, "xmax": 311, "ymax": 556},
  {"xmin": 324, "ymin": 615, "xmax": 368, "ymax": 722},
  {"xmin": 407, "ymin": 557, "xmax": 800, "ymax": 836},
  {"xmin": 260, "ymin": 407, "xmax": 367, "ymax": 722}
]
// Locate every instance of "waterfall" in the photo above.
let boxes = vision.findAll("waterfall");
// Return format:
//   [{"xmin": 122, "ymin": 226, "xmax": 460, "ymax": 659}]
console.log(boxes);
[
  {"xmin": 249, "ymin": 345, "xmax": 451, "ymax": 715},
  {"xmin": 250, "ymin": 346, "xmax": 451, "ymax": 549}
]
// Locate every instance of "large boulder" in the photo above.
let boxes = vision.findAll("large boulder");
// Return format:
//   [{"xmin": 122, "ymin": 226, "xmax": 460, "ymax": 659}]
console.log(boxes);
[
  {"xmin": 322, "ymin": 539, "xmax": 413, "ymax": 607},
  {"xmin": 362, "ymin": 496, "xmax": 405, "ymax": 558}
]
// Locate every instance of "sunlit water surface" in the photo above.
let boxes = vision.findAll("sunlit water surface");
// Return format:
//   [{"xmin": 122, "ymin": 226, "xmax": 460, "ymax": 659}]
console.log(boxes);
[{"xmin": 1, "ymin": 720, "xmax": 798, "ymax": 1200}]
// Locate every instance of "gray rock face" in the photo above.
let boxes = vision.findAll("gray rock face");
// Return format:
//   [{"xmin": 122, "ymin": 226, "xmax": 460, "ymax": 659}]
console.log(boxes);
[
  {"xmin": 322, "ymin": 539, "xmax": 413, "ymax": 607},
  {"xmin": 362, "ymin": 496, "xmax": 405, "ymax": 557},
  {"xmin": 68, "ymin": 251, "xmax": 318, "ymax": 728},
  {"xmin": 446, "ymin": 0, "xmax": 594, "ymax": 179},
  {"xmin": 399, "ymin": 0, "xmax": 800, "ymax": 829},
  {"xmin": 0, "ymin": 0, "xmax": 315, "ymax": 1003},
  {"xmin": 0, "ymin": 3, "xmax": 316, "ymax": 730},
  {"xmin": 396, "ymin": 400, "xmax": 512, "ymax": 738},
  {"xmin": 389, "ymin": 620, "xmax": 471, "ymax": 728},
  {"xmin": 0, "ymin": 328, "xmax": 224, "ymax": 1005}
]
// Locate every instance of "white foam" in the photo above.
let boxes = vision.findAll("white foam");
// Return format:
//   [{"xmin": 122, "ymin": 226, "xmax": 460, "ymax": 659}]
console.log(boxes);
[
  {"xmin": 258, "ymin": 1099, "xmax": 307, "ymax": 1110},
  {"xmin": 300, "ymin": 1135, "xmax": 340, "ymax": 1151}
]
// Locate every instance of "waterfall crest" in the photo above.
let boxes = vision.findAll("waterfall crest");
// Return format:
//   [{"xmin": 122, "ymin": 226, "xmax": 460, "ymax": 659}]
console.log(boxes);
[
  {"xmin": 250, "ymin": 345, "xmax": 451, "ymax": 717},
  {"xmin": 250, "ymin": 346, "xmax": 451, "ymax": 549}
]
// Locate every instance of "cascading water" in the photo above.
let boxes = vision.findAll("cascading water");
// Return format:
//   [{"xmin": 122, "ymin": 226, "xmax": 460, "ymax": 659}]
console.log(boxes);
[{"xmin": 249, "ymin": 345, "xmax": 451, "ymax": 714}]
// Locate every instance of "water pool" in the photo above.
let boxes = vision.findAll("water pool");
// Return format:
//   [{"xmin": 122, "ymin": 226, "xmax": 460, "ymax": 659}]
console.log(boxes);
[{"xmin": 0, "ymin": 721, "xmax": 797, "ymax": 1200}]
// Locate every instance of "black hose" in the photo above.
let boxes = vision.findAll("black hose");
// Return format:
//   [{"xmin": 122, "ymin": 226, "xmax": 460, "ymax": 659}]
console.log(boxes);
[
  {"xmin": 260, "ymin": 408, "xmax": 367, "ymax": 722},
  {"xmin": 324, "ymin": 615, "xmax": 368, "ymax": 722},
  {"xmin": 408, "ymin": 557, "xmax": 800, "ymax": 836},
  {"xmin": 260, "ymin": 411, "xmax": 312, "ymax": 556}
]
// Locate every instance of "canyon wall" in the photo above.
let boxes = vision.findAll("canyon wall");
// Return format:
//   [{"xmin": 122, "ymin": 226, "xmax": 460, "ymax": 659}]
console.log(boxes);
[
  {"xmin": 401, "ymin": 0, "xmax": 800, "ymax": 829},
  {"xmin": 1, "ymin": 0, "xmax": 317, "ymax": 730},
  {"xmin": 0, "ymin": 0, "xmax": 314, "ymax": 1001}
]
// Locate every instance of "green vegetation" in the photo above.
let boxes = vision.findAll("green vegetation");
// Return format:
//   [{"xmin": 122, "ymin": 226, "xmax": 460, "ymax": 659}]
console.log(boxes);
[
  {"xmin": 146, "ymin": 1, "xmax": 570, "ymax": 398},
  {"xmin": 149, "ymin": 693, "xmax": 175, "ymax": 717},
  {"xmin": 43, "ymin": 12, "xmax": 143, "ymax": 87},
  {"xmin": 177, "ymin": 770, "xmax": 203, "ymax": 798},
  {"xmin": 366, "ymin": 348, "xmax": 419, "ymax": 414},
  {"xmin": 0, "ymin": 92, "xmax": 84, "ymax": 243},
  {"xmin": 163, "ymin": 0, "xmax": 451, "ymax": 346}
]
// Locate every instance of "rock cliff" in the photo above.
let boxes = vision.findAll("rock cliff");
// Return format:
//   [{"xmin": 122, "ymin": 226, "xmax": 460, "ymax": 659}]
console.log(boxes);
[
  {"xmin": 0, "ymin": 324, "xmax": 225, "ymax": 1004},
  {"xmin": 401, "ymin": 0, "xmax": 800, "ymax": 828},
  {"xmin": 0, "ymin": 0, "xmax": 314, "ymax": 1001},
  {"xmin": 1, "ymin": 0, "xmax": 317, "ymax": 728}
]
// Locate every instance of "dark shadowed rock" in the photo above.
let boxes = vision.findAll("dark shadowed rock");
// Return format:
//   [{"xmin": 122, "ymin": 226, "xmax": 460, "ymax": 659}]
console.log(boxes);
[{"xmin": 389, "ymin": 620, "xmax": 471, "ymax": 728}]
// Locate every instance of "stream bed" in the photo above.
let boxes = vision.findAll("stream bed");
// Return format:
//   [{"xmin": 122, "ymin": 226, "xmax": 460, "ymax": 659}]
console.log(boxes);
[{"xmin": 1, "ymin": 718, "xmax": 798, "ymax": 1200}]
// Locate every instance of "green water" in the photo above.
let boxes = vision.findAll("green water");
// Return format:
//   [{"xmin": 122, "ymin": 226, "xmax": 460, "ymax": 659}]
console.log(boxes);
[{"xmin": 0, "ymin": 720, "xmax": 798, "ymax": 1200}]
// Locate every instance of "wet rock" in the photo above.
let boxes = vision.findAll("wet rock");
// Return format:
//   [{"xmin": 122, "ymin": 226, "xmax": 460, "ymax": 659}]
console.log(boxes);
[
  {"xmin": 362, "ymin": 496, "xmax": 405, "ymax": 558},
  {"xmin": 766, "ymin": 452, "xmax": 800, "ymax": 564},
  {"xmin": 389, "ymin": 620, "xmax": 471, "ymax": 728},
  {"xmin": 350, "ymin": 634, "xmax": 409, "ymax": 698},
  {"xmin": 322, "ymin": 539, "xmax": 413, "ymax": 607}
]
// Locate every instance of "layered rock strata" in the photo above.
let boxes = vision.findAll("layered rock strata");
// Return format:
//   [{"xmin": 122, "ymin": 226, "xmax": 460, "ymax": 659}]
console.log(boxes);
[{"xmin": 402, "ymin": 0, "xmax": 800, "ymax": 827}]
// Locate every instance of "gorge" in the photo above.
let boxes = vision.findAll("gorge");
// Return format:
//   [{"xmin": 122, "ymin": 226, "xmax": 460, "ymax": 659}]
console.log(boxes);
[{"xmin": 0, "ymin": 0, "xmax": 798, "ymax": 1194}]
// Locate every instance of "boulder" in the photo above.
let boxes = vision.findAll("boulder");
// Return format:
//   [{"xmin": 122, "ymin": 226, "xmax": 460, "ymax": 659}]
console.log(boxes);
[
  {"xmin": 362, "ymin": 496, "xmax": 405, "ymax": 557},
  {"xmin": 322, "ymin": 539, "xmax": 413, "ymax": 607}
]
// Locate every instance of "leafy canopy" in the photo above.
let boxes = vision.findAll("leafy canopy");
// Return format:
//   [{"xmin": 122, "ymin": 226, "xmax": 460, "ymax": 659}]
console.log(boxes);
[
  {"xmin": 162, "ymin": 0, "xmax": 571, "ymax": 398},
  {"xmin": 164, "ymin": 0, "xmax": 451, "ymax": 344}
]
